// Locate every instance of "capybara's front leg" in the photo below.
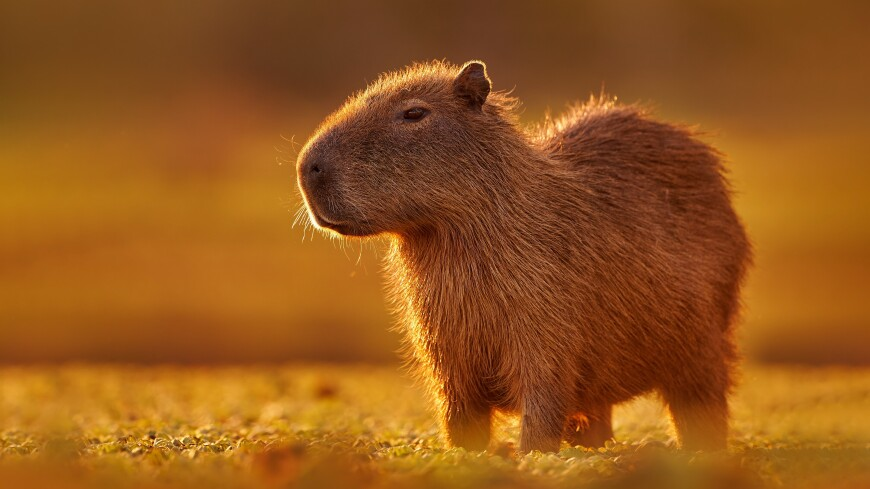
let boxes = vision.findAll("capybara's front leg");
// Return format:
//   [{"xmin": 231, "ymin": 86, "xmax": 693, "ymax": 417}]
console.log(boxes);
[
  {"xmin": 519, "ymin": 391, "xmax": 567, "ymax": 453},
  {"xmin": 444, "ymin": 398, "xmax": 492, "ymax": 451}
]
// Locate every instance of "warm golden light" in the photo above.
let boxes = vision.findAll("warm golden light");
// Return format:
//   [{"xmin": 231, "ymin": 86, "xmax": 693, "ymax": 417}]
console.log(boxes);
[{"xmin": 0, "ymin": 2, "xmax": 867, "ymax": 365}]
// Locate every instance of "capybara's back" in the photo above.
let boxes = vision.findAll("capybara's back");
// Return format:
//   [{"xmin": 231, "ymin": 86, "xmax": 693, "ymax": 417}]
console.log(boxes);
[
  {"xmin": 296, "ymin": 60, "xmax": 751, "ymax": 453},
  {"xmin": 535, "ymin": 100, "xmax": 751, "ymax": 450}
]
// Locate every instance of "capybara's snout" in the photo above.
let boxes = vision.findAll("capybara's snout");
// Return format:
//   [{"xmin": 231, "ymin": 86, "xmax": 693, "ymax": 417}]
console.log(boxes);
[
  {"xmin": 297, "ymin": 151, "xmax": 332, "ymax": 200},
  {"xmin": 297, "ymin": 146, "xmax": 344, "ymax": 228},
  {"xmin": 296, "ymin": 147, "xmax": 373, "ymax": 236}
]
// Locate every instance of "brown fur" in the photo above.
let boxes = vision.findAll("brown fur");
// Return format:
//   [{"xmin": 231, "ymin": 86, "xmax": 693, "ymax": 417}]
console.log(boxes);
[{"xmin": 295, "ymin": 60, "xmax": 752, "ymax": 453}]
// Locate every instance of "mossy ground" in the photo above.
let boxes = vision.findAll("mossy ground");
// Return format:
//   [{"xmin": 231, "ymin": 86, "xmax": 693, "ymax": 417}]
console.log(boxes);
[{"xmin": 0, "ymin": 365, "xmax": 868, "ymax": 488}]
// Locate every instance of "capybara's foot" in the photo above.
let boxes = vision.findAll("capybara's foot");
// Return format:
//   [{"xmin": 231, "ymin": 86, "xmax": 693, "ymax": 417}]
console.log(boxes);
[
  {"xmin": 564, "ymin": 407, "xmax": 614, "ymax": 448},
  {"xmin": 664, "ymin": 384, "xmax": 729, "ymax": 450},
  {"xmin": 445, "ymin": 404, "xmax": 492, "ymax": 451}
]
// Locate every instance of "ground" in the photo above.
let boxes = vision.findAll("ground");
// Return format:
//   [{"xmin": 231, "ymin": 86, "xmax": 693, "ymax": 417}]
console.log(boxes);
[{"xmin": 0, "ymin": 365, "xmax": 868, "ymax": 489}]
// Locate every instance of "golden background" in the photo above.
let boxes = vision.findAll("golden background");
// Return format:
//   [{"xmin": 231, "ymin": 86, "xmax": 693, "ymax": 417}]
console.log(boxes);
[{"xmin": 1, "ymin": 1, "xmax": 867, "ymax": 364}]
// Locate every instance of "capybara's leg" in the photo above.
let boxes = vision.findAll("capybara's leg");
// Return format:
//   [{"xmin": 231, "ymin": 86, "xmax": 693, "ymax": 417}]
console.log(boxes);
[
  {"xmin": 444, "ymin": 400, "xmax": 492, "ymax": 451},
  {"xmin": 519, "ymin": 391, "xmax": 567, "ymax": 453},
  {"xmin": 564, "ymin": 405, "xmax": 614, "ymax": 448},
  {"xmin": 662, "ymin": 375, "xmax": 729, "ymax": 450}
]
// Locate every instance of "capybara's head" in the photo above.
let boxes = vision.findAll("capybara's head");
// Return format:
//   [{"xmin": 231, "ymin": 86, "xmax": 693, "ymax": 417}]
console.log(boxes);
[{"xmin": 297, "ymin": 60, "xmax": 517, "ymax": 237}]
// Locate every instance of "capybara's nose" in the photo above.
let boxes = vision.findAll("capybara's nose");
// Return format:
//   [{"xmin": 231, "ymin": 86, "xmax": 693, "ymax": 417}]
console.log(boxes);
[{"xmin": 300, "ymin": 154, "xmax": 329, "ymax": 190}]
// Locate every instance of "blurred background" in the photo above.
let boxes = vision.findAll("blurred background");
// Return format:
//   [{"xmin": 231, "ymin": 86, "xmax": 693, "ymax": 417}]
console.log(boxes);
[{"xmin": 0, "ymin": 1, "xmax": 867, "ymax": 365}]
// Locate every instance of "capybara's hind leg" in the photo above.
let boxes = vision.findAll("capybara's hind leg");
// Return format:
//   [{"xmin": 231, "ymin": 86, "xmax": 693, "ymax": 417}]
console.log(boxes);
[
  {"xmin": 444, "ymin": 401, "xmax": 492, "ymax": 451},
  {"xmin": 662, "ymin": 375, "xmax": 729, "ymax": 450},
  {"xmin": 564, "ymin": 405, "xmax": 614, "ymax": 448}
]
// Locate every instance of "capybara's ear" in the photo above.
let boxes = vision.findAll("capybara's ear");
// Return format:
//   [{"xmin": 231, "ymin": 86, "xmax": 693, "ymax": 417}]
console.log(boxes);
[{"xmin": 453, "ymin": 61, "xmax": 491, "ymax": 110}]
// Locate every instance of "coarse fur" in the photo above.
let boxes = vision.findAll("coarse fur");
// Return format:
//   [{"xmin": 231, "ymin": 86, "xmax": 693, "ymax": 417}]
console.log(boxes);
[{"xmin": 295, "ymin": 60, "xmax": 752, "ymax": 453}]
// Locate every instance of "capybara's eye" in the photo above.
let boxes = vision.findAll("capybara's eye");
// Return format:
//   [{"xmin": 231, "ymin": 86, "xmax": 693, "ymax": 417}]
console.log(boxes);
[{"xmin": 403, "ymin": 107, "xmax": 429, "ymax": 121}]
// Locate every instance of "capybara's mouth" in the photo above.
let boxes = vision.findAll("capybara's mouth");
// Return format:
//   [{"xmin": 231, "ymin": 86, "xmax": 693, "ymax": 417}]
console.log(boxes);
[
  {"xmin": 299, "ymin": 193, "xmax": 362, "ymax": 236},
  {"xmin": 310, "ymin": 212, "xmax": 370, "ymax": 237}
]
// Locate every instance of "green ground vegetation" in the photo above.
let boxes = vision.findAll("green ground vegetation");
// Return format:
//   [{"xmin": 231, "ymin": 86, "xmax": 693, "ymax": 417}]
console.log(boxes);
[{"xmin": 0, "ymin": 365, "xmax": 868, "ymax": 488}]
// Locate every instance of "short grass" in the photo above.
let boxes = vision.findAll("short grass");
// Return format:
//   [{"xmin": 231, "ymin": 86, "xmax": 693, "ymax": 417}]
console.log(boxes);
[{"xmin": 1, "ymin": 365, "xmax": 868, "ymax": 489}]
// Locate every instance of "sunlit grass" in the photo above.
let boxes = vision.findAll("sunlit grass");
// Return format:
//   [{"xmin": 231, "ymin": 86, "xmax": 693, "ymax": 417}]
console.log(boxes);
[{"xmin": 0, "ymin": 365, "xmax": 867, "ymax": 488}]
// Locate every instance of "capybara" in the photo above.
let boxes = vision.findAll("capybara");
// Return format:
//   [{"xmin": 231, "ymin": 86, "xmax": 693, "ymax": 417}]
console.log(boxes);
[{"xmin": 295, "ymin": 60, "xmax": 751, "ymax": 453}]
